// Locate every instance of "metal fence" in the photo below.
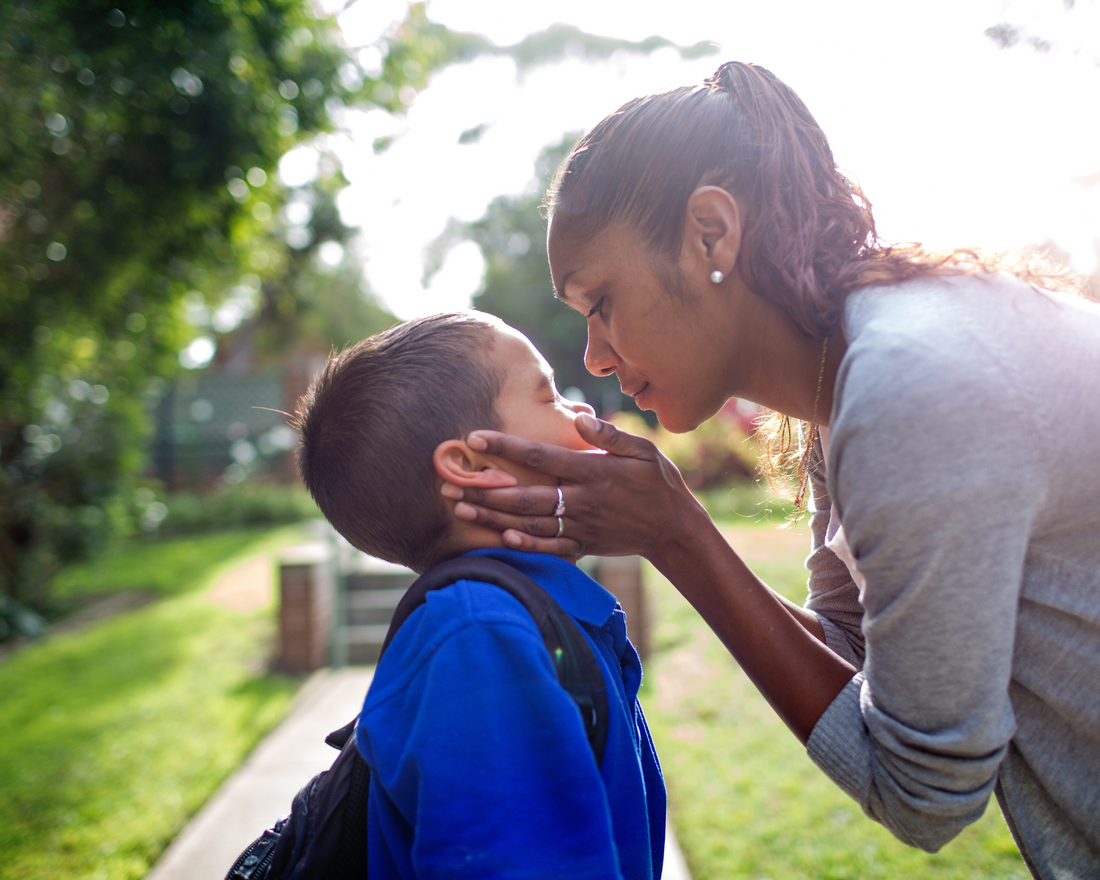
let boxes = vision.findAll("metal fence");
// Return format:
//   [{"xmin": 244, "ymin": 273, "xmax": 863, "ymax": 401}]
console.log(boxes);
[{"xmin": 150, "ymin": 368, "xmax": 300, "ymax": 488}]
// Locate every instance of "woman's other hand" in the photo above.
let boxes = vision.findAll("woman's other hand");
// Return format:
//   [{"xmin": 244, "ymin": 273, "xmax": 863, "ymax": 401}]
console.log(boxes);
[{"xmin": 440, "ymin": 414, "xmax": 708, "ymax": 559}]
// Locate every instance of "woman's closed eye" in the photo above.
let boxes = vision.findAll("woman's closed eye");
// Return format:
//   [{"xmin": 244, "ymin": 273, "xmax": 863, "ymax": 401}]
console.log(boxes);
[{"xmin": 586, "ymin": 297, "xmax": 606, "ymax": 320}]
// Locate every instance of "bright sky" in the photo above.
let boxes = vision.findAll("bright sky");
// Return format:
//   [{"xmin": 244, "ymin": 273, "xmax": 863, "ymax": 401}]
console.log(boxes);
[{"xmin": 287, "ymin": 0, "xmax": 1100, "ymax": 320}]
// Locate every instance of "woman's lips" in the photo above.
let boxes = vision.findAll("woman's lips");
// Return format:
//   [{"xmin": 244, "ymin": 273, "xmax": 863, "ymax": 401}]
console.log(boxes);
[{"xmin": 626, "ymin": 382, "xmax": 650, "ymax": 407}]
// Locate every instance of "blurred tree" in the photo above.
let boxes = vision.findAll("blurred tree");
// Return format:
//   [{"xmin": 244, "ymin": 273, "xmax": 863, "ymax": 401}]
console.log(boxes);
[
  {"xmin": 206, "ymin": 180, "xmax": 396, "ymax": 373},
  {"xmin": 0, "ymin": 0, "xmax": 431, "ymax": 618}
]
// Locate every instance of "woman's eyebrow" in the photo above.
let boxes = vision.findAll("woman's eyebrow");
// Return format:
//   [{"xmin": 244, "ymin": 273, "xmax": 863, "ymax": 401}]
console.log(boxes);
[{"xmin": 553, "ymin": 269, "xmax": 580, "ymax": 302}]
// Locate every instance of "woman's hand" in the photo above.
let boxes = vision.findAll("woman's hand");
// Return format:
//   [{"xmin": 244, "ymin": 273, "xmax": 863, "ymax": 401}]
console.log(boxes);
[{"xmin": 441, "ymin": 414, "xmax": 709, "ymax": 560}]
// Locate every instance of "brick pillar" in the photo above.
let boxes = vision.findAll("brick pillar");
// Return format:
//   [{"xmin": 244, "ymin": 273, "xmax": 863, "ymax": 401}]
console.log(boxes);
[
  {"xmin": 594, "ymin": 556, "xmax": 649, "ymax": 660},
  {"xmin": 277, "ymin": 543, "xmax": 334, "ymax": 672}
]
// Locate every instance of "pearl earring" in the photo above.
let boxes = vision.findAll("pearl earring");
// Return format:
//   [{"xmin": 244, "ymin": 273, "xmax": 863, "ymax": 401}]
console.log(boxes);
[{"xmin": 710, "ymin": 270, "xmax": 724, "ymax": 284}]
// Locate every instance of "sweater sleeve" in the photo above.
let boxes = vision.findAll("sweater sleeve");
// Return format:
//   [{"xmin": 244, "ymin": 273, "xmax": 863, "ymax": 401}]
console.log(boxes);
[
  {"xmin": 806, "ymin": 314, "xmax": 1044, "ymax": 852},
  {"xmin": 804, "ymin": 438, "xmax": 866, "ymax": 667}
]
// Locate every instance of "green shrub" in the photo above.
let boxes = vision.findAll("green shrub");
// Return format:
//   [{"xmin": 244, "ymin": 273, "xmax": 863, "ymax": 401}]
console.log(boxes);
[
  {"xmin": 609, "ymin": 411, "xmax": 758, "ymax": 491},
  {"xmin": 153, "ymin": 483, "xmax": 320, "ymax": 536}
]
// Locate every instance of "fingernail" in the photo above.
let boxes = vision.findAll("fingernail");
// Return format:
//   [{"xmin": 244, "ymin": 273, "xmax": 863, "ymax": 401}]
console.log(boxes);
[
  {"xmin": 467, "ymin": 432, "xmax": 488, "ymax": 451},
  {"xmin": 504, "ymin": 531, "xmax": 523, "ymax": 547},
  {"xmin": 454, "ymin": 502, "xmax": 476, "ymax": 521},
  {"xmin": 440, "ymin": 483, "xmax": 462, "ymax": 500},
  {"xmin": 577, "ymin": 414, "xmax": 600, "ymax": 433}
]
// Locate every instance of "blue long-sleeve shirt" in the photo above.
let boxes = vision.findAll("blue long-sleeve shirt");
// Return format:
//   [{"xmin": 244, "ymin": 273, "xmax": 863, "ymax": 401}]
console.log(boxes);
[{"xmin": 356, "ymin": 548, "xmax": 665, "ymax": 879}]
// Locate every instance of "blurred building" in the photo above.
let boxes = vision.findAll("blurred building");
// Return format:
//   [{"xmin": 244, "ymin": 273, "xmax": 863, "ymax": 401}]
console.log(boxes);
[{"xmin": 149, "ymin": 356, "xmax": 322, "ymax": 489}]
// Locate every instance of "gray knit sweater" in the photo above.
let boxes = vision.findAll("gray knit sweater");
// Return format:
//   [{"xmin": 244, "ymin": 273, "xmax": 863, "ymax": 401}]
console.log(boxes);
[{"xmin": 803, "ymin": 273, "xmax": 1100, "ymax": 879}]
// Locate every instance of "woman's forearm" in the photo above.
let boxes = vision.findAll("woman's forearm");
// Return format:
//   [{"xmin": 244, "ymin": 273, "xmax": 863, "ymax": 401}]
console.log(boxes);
[{"xmin": 647, "ymin": 506, "xmax": 856, "ymax": 744}]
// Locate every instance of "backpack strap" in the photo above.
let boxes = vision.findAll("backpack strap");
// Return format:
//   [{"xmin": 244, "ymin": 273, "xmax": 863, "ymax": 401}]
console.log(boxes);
[
  {"xmin": 329, "ymin": 734, "xmax": 370, "ymax": 880},
  {"xmin": 383, "ymin": 555, "xmax": 610, "ymax": 764}
]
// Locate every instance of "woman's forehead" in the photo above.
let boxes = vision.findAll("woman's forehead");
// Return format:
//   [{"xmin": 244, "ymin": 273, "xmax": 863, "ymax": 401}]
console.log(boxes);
[
  {"xmin": 549, "ymin": 222, "xmax": 601, "ymax": 293},
  {"xmin": 549, "ymin": 222, "xmax": 648, "ymax": 299}
]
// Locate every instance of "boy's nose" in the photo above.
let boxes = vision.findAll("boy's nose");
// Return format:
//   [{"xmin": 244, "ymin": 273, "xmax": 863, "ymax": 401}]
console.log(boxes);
[{"xmin": 569, "ymin": 400, "xmax": 596, "ymax": 418}]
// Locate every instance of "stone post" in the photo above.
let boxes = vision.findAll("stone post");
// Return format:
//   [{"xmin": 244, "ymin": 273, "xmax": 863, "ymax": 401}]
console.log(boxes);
[{"xmin": 277, "ymin": 542, "xmax": 334, "ymax": 672}]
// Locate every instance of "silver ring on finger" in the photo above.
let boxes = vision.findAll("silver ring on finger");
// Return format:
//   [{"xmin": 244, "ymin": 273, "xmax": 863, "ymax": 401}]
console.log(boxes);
[
  {"xmin": 553, "ymin": 486, "xmax": 566, "ymax": 517},
  {"xmin": 555, "ymin": 515, "xmax": 565, "ymax": 538}
]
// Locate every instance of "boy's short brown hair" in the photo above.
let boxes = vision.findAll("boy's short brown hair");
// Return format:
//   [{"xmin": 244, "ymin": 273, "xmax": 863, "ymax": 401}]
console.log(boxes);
[{"xmin": 293, "ymin": 313, "xmax": 504, "ymax": 572}]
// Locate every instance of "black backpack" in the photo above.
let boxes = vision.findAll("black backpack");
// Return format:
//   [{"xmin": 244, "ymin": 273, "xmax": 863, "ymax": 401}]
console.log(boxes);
[{"xmin": 225, "ymin": 555, "xmax": 610, "ymax": 880}]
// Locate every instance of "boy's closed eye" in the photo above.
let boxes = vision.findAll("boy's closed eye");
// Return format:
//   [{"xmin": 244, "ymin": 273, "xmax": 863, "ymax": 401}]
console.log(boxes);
[
  {"xmin": 481, "ymin": 327, "xmax": 597, "ymax": 456},
  {"xmin": 538, "ymin": 375, "xmax": 562, "ymax": 405}
]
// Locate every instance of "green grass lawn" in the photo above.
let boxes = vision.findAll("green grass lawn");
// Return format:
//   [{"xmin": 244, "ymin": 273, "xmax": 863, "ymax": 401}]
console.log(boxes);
[
  {"xmin": 640, "ymin": 520, "xmax": 1029, "ymax": 880},
  {"xmin": 0, "ymin": 505, "xmax": 1032, "ymax": 879},
  {"xmin": 0, "ymin": 526, "xmax": 312, "ymax": 880}
]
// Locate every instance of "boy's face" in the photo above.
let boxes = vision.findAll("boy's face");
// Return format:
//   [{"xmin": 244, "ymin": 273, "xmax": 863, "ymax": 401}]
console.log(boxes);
[{"xmin": 487, "ymin": 326, "xmax": 595, "ymax": 480}]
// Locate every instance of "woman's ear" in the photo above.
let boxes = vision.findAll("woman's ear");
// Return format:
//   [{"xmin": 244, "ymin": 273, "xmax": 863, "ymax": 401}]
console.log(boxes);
[
  {"xmin": 682, "ymin": 185, "xmax": 743, "ymax": 277},
  {"xmin": 433, "ymin": 439, "xmax": 518, "ymax": 488}
]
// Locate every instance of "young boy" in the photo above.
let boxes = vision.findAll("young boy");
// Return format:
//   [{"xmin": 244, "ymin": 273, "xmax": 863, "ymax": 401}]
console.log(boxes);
[{"xmin": 293, "ymin": 311, "xmax": 666, "ymax": 879}]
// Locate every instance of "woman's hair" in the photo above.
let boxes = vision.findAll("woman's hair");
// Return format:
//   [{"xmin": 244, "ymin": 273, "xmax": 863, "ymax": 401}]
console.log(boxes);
[{"xmin": 546, "ymin": 60, "xmax": 1085, "ymax": 504}]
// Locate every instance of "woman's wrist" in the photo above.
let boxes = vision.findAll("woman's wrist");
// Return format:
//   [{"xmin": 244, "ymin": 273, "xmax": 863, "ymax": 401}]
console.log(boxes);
[{"xmin": 644, "ymin": 491, "xmax": 719, "ymax": 571}]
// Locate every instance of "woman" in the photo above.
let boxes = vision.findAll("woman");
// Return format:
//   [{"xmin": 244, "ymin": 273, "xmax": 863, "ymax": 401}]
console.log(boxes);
[{"xmin": 441, "ymin": 62, "xmax": 1100, "ymax": 878}]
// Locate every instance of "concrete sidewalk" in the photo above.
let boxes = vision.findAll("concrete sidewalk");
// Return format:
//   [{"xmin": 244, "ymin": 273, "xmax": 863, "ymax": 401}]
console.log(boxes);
[{"xmin": 146, "ymin": 666, "xmax": 690, "ymax": 879}]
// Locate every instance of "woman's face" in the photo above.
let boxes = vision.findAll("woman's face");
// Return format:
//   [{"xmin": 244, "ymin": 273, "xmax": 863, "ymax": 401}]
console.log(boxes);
[{"xmin": 548, "ymin": 220, "xmax": 755, "ymax": 433}]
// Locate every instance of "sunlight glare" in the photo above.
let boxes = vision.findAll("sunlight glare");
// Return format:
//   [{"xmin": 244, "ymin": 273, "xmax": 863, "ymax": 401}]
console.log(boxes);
[
  {"xmin": 338, "ymin": 0, "xmax": 407, "ymax": 46},
  {"xmin": 278, "ymin": 145, "xmax": 321, "ymax": 187},
  {"xmin": 382, "ymin": 240, "xmax": 485, "ymax": 319}
]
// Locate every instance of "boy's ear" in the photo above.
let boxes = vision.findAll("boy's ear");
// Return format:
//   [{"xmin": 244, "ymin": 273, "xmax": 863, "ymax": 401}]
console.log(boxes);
[{"xmin": 433, "ymin": 440, "xmax": 518, "ymax": 488}]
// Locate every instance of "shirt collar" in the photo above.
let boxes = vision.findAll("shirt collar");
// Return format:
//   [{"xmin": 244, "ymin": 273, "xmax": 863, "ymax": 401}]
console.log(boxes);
[{"xmin": 463, "ymin": 548, "xmax": 619, "ymax": 628}]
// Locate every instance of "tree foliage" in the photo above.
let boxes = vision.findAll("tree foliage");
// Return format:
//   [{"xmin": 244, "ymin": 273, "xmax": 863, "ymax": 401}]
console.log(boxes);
[{"xmin": 0, "ymin": 0, "xmax": 403, "ymax": 610}]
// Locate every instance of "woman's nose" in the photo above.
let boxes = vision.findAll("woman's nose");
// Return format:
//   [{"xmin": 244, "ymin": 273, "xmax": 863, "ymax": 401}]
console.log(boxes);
[{"xmin": 584, "ymin": 321, "xmax": 618, "ymax": 378}]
